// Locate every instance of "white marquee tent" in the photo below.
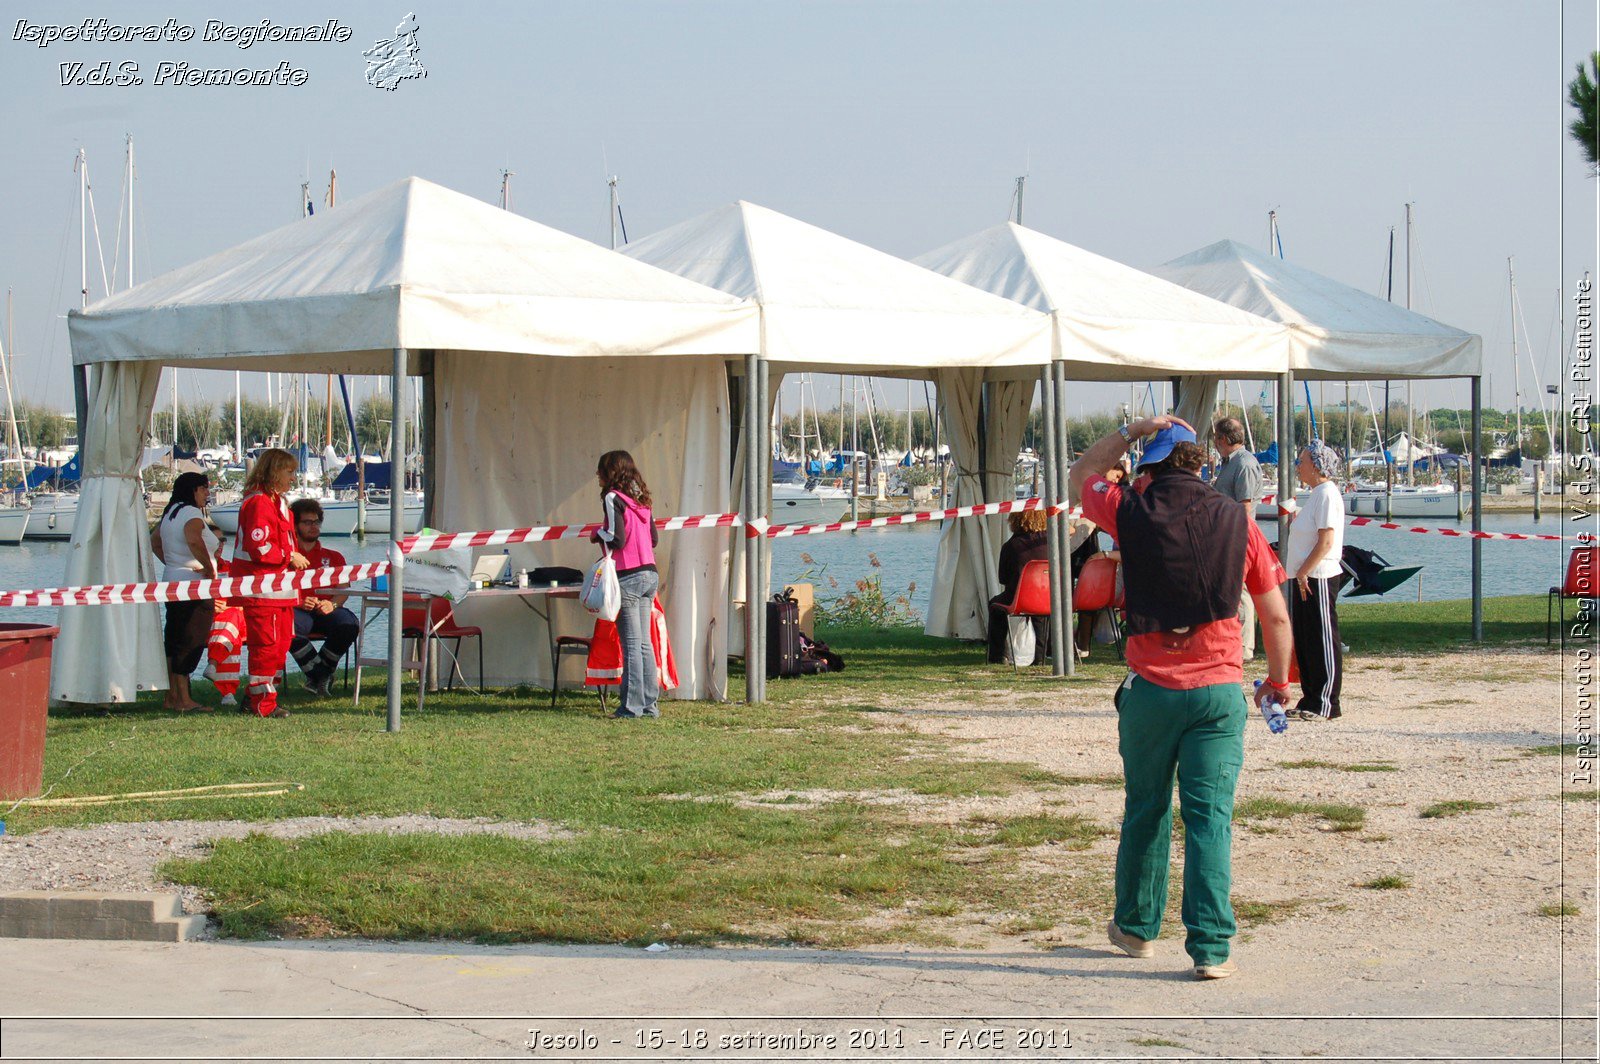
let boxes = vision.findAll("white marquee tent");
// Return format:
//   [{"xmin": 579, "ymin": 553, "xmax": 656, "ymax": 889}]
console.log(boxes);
[
  {"xmin": 58, "ymin": 177, "xmax": 760, "ymax": 708},
  {"xmin": 622, "ymin": 203, "xmax": 1064, "ymax": 654},
  {"xmin": 1150, "ymin": 239, "xmax": 1481, "ymax": 380},
  {"xmin": 912, "ymin": 223, "xmax": 1291, "ymax": 638}
]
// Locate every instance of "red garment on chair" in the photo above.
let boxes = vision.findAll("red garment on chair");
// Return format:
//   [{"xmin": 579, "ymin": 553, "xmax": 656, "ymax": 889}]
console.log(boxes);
[{"xmin": 585, "ymin": 597, "xmax": 678, "ymax": 690}]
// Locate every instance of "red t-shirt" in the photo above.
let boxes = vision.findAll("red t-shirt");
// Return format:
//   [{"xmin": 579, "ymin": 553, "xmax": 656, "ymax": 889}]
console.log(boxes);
[
  {"xmin": 297, "ymin": 542, "xmax": 347, "ymax": 608},
  {"xmin": 1081, "ymin": 473, "xmax": 1285, "ymax": 690}
]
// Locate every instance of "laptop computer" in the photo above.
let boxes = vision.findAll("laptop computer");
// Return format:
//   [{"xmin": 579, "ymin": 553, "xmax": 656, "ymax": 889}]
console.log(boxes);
[{"xmin": 470, "ymin": 553, "xmax": 510, "ymax": 585}]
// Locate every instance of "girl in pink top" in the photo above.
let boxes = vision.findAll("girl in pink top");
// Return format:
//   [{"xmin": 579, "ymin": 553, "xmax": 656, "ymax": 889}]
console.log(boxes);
[{"xmin": 593, "ymin": 450, "xmax": 659, "ymax": 718}]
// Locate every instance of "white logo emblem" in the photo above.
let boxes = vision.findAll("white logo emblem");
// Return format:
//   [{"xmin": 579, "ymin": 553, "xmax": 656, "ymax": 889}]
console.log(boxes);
[
  {"xmin": 1092, "ymin": 481, "xmax": 1110, "ymax": 494},
  {"xmin": 250, "ymin": 527, "xmax": 268, "ymax": 541},
  {"xmin": 364, "ymin": 13, "xmax": 426, "ymax": 91}
]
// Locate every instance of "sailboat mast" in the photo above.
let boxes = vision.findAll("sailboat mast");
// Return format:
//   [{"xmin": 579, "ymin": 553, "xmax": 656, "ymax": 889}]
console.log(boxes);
[
  {"xmin": 0, "ymin": 292, "xmax": 24, "ymax": 476},
  {"xmin": 1404, "ymin": 203, "xmax": 1414, "ymax": 485},
  {"xmin": 1509, "ymin": 257, "xmax": 1523, "ymax": 449},
  {"xmin": 77, "ymin": 150, "xmax": 88, "ymax": 312},
  {"xmin": 609, "ymin": 177, "xmax": 618, "ymax": 250}
]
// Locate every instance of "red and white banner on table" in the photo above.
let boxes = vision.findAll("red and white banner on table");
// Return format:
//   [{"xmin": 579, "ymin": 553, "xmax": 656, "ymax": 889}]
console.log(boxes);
[{"xmin": 0, "ymin": 561, "xmax": 391, "ymax": 609}]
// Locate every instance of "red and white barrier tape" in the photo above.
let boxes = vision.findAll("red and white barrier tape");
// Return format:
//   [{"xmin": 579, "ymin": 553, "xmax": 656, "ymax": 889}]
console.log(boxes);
[
  {"xmin": 760, "ymin": 496, "xmax": 1083, "ymax": 539},
  {"xmin": 1344, "ymin": 517, "xmax": 1574, "ymax": 542},
  {"xmin": 5, "ymin": 495, "xmax": 1578, "ymax": 608},
  {"xmin": 401, "ymin": 512, "xmax": 742, "ymax": 553},
  {"xmin": 0, "ymin": 562, "xmax": 390, "ymax": 608}
]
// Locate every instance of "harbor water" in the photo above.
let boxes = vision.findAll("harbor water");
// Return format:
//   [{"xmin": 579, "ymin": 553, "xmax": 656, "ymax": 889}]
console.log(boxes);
[{"xmin": 0, "ymin": 510, "xmax": 1579, "ymax": 639}]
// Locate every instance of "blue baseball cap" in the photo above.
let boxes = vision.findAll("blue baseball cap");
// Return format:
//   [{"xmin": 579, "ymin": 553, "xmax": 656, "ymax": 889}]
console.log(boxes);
[{"xmin": 1136, "ymin": 424, "xmax": 1198, "ymax": 469}]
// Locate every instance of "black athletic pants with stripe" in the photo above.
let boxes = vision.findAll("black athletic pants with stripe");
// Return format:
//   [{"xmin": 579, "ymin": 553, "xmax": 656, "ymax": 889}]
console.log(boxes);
[{"xmin": 1290, "ymin": 575, "xmax": 1342, "ymax": 719}]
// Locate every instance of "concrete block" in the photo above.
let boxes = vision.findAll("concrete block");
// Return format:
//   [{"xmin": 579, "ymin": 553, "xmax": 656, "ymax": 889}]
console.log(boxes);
[
  {"xmin": 96, "ymin": 894, "xmax": 174, "ymax": 921},
  {"xmin": 0, "ymin": 890, "xmax": 56, "ymax": 914},
  {"xmin": 0, "ymin": 891, "xmax": 199, "ymax": 941}
]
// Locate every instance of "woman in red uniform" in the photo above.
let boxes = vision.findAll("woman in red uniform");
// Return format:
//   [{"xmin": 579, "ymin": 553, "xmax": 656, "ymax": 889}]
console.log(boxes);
[{"xmin": 232, "ymin": 448, "xmax": 308, "ymax": 718}]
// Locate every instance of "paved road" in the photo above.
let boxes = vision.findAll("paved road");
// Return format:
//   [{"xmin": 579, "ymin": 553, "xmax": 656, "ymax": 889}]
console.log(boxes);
[{"xmin": 0, "ymin": 936, "xmax": 1592, "ymax": 1061}]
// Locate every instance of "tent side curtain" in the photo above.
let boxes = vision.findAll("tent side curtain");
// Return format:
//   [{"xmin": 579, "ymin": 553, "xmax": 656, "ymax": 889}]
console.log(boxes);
[
  {"xmin": 432, "ymin": 351, "xmax": 731, "ymax": 700},
  {"xmin": 52, "ymin": 362, "xmax": 167, "ymax": 704}
]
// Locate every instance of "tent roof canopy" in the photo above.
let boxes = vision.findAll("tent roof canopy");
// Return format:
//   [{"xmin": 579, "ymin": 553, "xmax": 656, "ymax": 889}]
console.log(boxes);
[
  {"xmin": 1151, "ymin": 239, "xmax": 1481, "ymax": 381},
  {"xmin": 69, "ymin": 177, "xmax": 759, "ymax": 373},
  {"xmin": 914, "ymin": 223, "xmax": 1289, "ymax": 381},
  {"xmin": 621, "ymin": 201, "xmax": 1053, "ymax": 375}
]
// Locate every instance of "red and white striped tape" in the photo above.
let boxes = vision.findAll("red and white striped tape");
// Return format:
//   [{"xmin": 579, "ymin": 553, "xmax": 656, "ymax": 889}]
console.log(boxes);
[
  {"xmin": 1344, "ymin": 517, "xmax": 1574, "ymax": 542},
  {"xmin": 760, "ymin": 496, "xmax": 1082, "ymax": 539},
  {"xmin": 0, "ymin": 562, "xmax": 390, "ymax": 609},
  {"xmin": 401, "ymin": 512, "xmax": 742, "ymax": 553},
  {"xmin": 3, "ymin": 495, "xmax": 1577, "ymax": 609}
]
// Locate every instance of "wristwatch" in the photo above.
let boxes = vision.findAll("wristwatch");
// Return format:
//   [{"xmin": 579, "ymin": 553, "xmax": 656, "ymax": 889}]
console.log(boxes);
[{"xmin": 1117, "ymin": 424, "xmax": 1134, "ymax": 444}]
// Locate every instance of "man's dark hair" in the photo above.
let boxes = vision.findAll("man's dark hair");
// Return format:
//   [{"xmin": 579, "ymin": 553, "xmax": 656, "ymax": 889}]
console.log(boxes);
[
  {"xmin": 1144, "ymin": 441, "xmax": 1208, "ymax": 476},
  {"xmin": 289, "ymin": 497, "xmax": 324, "ymax": 522},
  {"xmin": 1213, "ymin": 417, "xmax": 1246, "ymax": 447}
]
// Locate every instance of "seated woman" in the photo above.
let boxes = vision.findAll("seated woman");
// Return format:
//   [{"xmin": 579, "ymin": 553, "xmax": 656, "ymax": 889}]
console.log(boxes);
[{"xmin": 987, "ymin": 508, "xmax": 1052, "ymax": 663}]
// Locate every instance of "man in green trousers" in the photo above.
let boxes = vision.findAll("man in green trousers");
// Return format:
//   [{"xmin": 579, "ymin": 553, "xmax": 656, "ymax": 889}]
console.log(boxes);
[{"xmin": 1070, "ymin": 414, "xmax": 1294, "ymax": 980}]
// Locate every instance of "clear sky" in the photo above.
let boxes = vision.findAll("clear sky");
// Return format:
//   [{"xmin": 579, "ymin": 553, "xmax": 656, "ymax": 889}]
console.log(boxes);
[{"xmin": 0, "ymin": 0, "xmax": 1593, "ymax": 426}]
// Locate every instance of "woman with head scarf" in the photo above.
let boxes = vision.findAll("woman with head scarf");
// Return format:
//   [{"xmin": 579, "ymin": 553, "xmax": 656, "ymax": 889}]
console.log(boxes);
[
  {"xmin": 1285, "ymin": 440, "xmax": 1347, "ymax": 720},
  {"xmin": 150, "ymin": 471, "xmax": 219, "ymax": 711}
]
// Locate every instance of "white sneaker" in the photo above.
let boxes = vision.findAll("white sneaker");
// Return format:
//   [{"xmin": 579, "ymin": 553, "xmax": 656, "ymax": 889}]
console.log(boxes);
[{"xmin": 1106, "ymin": 919, "xmax": 1155, "ymax": 958}]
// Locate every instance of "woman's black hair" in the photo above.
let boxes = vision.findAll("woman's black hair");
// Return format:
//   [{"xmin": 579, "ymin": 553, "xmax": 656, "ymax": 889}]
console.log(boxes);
[{"xmin": 163, "ymin": 471, "xmax": 211, "ymax": 520}]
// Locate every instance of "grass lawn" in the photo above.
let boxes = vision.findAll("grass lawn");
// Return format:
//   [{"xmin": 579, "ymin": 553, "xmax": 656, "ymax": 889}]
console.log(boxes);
[{"xmin": 12, "ymin": 593, "xmax": 1552, "ymax": 946}]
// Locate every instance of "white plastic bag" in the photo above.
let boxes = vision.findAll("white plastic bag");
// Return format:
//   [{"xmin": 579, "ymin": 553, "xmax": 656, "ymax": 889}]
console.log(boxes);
[
  {"xmin": 1005, "ymin": 615, "xmax": 1037, "ymax": 666},
  {"xmin": 582, "ymin": 547, "xmax": 621, "ymax": 621},
  {"xmin": 404, "ymin": 528, "xmax": 471, "ymax": 602}
]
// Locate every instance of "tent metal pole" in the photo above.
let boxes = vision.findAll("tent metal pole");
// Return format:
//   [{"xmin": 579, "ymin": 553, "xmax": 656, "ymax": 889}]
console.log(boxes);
[
  {"xmin": 1039, "ymin": 367, "xmax": 1066, "ymax": 677},
  {"xmin": 1471, "ymin": 376, "xmax": 1483, "ymax": 641},
  {"xmin": 1053, "ymin": 362, "xmax": 1076, "ymax": 677},
  {"xmin": 387, "ymin": 347, "xmax": 406, "ymax": 733},
  {"xmin": 743, "ymin": 355, "xmax": 761, "ymax": 704},
  {"xmin": 1277, "ymin": 371, "xmax": 1293, "ymax": 562},
  {"xmin": 756, "ymin": 357, "xmax": 771, "ymax": 703}
]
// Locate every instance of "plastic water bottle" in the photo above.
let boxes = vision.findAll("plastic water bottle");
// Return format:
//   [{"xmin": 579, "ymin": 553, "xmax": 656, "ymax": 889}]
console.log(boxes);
[{"xmin": 1253, "ymin": 681, "xmax": 1289, "ymax": 734}]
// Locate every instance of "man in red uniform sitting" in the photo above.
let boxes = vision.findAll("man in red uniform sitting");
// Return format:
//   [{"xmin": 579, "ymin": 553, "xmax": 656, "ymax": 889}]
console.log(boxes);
[
  {"xmin": 231, "ymin": 448, "xmax": 308, "ymax": 718},
  {"xmin": 287, "ymin": 498, "xmax": 360, "ymax": 697}
]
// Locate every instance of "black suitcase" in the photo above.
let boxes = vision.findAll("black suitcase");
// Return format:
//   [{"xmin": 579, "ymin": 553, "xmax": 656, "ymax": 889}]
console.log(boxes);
[{"xmin": 766, "ymin": 592, "xmax": 802, "ymax": 679}]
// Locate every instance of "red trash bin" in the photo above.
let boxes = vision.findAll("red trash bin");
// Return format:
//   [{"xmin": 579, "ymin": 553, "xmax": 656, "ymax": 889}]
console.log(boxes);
[{"xmin": 0, "ymin": 623, "xmax": 59, "ymax": 801}]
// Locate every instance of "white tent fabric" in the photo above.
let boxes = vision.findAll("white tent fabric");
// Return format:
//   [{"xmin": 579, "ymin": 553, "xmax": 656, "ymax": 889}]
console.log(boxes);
[
  {"xmin": 69, "ymin": 177, "xmax": 759, "ymax": 374},
  {"xmin": 433, "ymin": 353, "xmax": 729, "ymax": 700},
  {"xmin": 1150, "ymin": 240, "xmax": 1482, "ymax": 380},
  {"xmin": 925, "ymin": 369, "xmax": 996, "ymax": 640},
  {"xmin": 50, "ymin": 363, "xmax": 166, "ymax": 703},
  {"xmin": 60, "ymin": 177, "xmax": 762, "ymax": 704},
  {"xmin": 621, "ymin": 202, "xmax": 1054, "ymax": 373},
  {"xmin": 914, "ymin": 224, "xmax": 1288, "ymax": 380}
]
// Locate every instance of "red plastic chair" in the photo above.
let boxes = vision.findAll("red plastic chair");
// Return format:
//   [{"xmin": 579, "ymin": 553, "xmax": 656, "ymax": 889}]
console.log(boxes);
[
  {"xmin": 1548, "ymin": 546, "xmax": 1597, "ymax": 644},
  {"xmin": 1072, "ymin": 555, "xmax": 1124, "ymax": 658},
  {"xmin": 402, "ymin": 597, "xmax": 484, "ymax": 693},
  {"xmin": 1003, "ymin": 559, "xmax": 1053, "ymax": 671}
]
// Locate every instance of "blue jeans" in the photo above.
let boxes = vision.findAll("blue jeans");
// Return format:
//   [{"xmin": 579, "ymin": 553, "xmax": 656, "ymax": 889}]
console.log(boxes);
[{"xmin": 616, "ymin": 569, "xmax": 660, "ymax": 716}]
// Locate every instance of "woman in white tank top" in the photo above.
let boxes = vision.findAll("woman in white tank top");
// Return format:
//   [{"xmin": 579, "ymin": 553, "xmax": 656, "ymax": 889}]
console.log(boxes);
[{"xmin": 150, "ymin": 472, "xmax": 220, "ymax": 712}]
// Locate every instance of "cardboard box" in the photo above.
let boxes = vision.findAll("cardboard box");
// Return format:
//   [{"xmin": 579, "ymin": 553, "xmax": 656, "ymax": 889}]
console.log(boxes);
[{"xmin": 783, "ymin": 581, "xmax": 815, "ymax": 636}]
